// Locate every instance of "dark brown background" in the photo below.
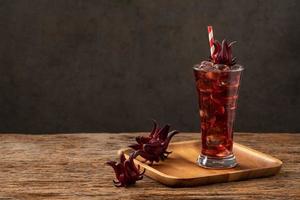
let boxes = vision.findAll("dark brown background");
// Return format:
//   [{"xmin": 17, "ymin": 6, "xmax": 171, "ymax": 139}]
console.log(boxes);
[{"xmin": 0, "ymin": 0, "xmax": 299, "ymax": 133}]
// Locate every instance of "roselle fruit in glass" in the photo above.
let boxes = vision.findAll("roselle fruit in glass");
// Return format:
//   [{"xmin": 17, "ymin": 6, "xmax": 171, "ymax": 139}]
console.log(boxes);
[{"xmin": 193, "ymin": 40, "xmax": 243, "ymax": 169}]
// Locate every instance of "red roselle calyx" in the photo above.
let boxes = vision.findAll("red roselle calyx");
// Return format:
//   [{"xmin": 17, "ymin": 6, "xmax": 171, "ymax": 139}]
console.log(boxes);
[
  {"xmin": 106, "ymin": 152, "xmax": 145, "ymax": 187},
  {"xmin": 106, "ymin": 121, "xmax": 179, "ymax": 187},
  {"xmin": 129, "ymin": 121, "xmax": 179, "ymax": 165},
  {"xmin": 211, "ymin": 39, "xmax": 237, "ymax": 67}
]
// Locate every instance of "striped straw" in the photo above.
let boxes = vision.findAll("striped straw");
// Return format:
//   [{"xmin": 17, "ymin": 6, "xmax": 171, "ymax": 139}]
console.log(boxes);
[{"xmin": 207, "ymin": 26, "xmax": 215, "ymax": 58}]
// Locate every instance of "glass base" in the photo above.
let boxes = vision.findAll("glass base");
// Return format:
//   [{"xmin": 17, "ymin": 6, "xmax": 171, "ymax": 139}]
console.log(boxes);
[{"xmin": 197, "ymin": 154, "xmax": 237, "ymax": 169}]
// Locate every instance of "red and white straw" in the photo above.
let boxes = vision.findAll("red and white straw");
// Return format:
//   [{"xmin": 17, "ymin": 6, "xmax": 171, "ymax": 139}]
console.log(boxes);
[{"xmin": 207, "ymin": 26, "xmax": 215, "ymax": 58}]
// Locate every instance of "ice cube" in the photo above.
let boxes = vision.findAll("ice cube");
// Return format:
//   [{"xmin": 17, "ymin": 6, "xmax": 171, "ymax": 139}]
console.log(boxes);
[
  {"xmin": 200, "ymin": 61, "xmax": 214, "ymax": 68},
  {"xmin": 198, "ymin": 79, "xmax": 213, "ymax": 93},
  {"xmin": 199, "ymin": 110, "xmax": 205, "ymax": 117},
  {"xmin": 216, "ymin": 147, "xmax": 231, "ymax": 157},
  {"xmin": 205, "ymin": 71, "xmax": 219, "ymax": 80},
  {"xmin": 206, "ymin": 134, "xmax": 226, "ymax": 146},
  {"xmin": 231, "ymin": 64, "xmax": 243, "ymax": 71},
  {"xmin": 215, "ymin": 64, "xmax": 230, "ymax": 71}
]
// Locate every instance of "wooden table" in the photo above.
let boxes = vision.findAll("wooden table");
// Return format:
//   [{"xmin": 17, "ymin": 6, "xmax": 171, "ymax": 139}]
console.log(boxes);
[{"xmin": 0, "ymin": 133, "xmax": 299, "ymax": 200}]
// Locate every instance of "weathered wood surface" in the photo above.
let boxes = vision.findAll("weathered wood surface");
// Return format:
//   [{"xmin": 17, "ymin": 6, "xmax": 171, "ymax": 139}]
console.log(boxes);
[{"xmin": 0, "ymin": 133, "xmax": 299, "ymax": 200}]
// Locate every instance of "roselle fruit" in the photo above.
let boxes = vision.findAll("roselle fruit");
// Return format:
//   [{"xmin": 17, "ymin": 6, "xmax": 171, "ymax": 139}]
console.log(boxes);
[
  {"xmin": 211, "ymin": 39, "xmax": 237, "ymax": 67},
  {"xmin": 106, "ymin": 120, "xmax": 179, "ymax": 187},
  {"xmin": 106, "ymin": 152, "xmax": 145, "ymax": 187},
  {"xmin": 129, "ymin": 121, "xmax": 179, "ymax": 165}
]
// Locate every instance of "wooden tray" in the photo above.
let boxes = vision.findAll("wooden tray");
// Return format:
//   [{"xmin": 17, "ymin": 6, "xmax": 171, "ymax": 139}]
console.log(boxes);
[{"xmin": 119, "ymin": 140, "xmax": 282, "ymax": 187}]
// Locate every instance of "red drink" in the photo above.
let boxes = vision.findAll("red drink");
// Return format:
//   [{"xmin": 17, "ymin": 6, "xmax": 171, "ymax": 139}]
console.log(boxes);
[{"xmin": 194, "ymin": 62, "xmax": 243, "ymax": 168}]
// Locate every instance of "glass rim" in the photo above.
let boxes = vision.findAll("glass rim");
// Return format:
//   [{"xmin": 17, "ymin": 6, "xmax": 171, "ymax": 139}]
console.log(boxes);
[{"xmin": 193, "ymin": 64, "xmax": 244, "ymax": 72}]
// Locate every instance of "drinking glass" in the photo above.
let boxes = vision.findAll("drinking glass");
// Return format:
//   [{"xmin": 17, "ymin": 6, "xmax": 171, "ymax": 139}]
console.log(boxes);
[{"xmin": 193, "ymin": 64, "xmax": 243, "ymax": 168}]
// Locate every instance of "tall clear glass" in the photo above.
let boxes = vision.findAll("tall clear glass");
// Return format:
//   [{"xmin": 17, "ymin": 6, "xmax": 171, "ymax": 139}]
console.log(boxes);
[{"xmin": 193, "ymin": 64, "xmax": 243, "ymax": 169}]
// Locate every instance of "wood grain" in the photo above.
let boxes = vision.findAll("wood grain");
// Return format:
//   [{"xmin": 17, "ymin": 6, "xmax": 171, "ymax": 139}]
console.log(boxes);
[{"xmin": 0, "ymin": 133, "xmax": 299, "ymax": 200}]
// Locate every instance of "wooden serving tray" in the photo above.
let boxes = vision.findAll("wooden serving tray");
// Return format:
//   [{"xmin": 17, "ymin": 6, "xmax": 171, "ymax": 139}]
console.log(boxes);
[{"xmin": 119, "ymin": 140, "xmax": 282, "ymax": 187}]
